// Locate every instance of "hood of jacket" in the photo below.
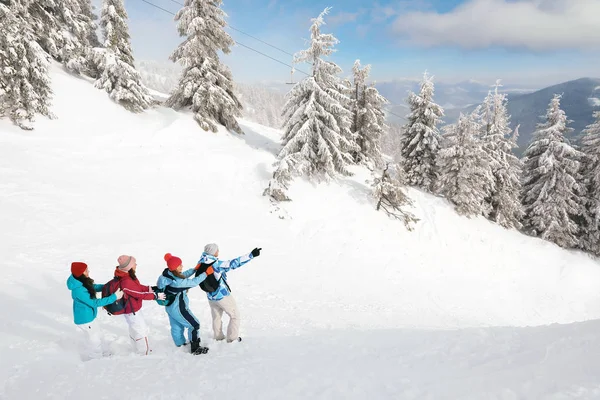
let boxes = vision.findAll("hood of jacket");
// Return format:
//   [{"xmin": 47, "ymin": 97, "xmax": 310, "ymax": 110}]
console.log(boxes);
[
  {"xmin": 114, "ymin": 268, "xmax": 131, "ymax": 279},
  {"xmin": 199, "ymin": 252, "xmax": 218, "ymax": 264},
  {"xmin": 67, "ymin": 274, "xmax": 83, "ymax": 291}
]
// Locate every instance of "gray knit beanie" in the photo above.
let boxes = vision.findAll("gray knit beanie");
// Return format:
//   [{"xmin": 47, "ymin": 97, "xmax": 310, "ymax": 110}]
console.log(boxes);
[{"xmin": 204, "ymin": 243, "xmax": 219, "ymax": 256}]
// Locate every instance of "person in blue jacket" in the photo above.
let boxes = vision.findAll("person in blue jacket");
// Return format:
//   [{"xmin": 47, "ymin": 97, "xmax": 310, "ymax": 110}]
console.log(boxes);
[
  {"xmin": 156, "ymin": 253, "xmax": 213, "ymax": 355},
  {"xmin": 197, "ymin": 243, "xmax": 261, "ymax": 343},
  {"xmin": 67, "ymin": 261, "xmax": 123, "ymax": 360}
]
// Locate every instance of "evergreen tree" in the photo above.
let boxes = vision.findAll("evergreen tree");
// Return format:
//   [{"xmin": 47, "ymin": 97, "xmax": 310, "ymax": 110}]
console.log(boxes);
[
  {"xmin": 95, "ymin": 0, "xmax": 151, "ymax": 112},
  {"xmin": 437, "ymin": 110, "xmax": 494, "ymax": 217},
  {"xmin": 371, "ymin": 163, "xmax": 418, "ymax": 230},
  {"xmin": 100, "ymin": 0, "xmax": 134, "ymax": 66},
  {"xmin": 26, "ymin": 0, "xmax": 93, "ymax": 74},
  {"xmin": 351, "ymin": 60, "xmax": 387, "ymax": 168},
  {"xmin": 522, "ymin": 94, "xmax": 583, "ymax": 248},
  {"xmin": 265, "ymin": 7, "xmax": 356, "ymax": 200},
  {"xmin": 93, "ymin": 51, "xmax": 152, "ymax": 112},
  {"xmin": 166, "ymin": 0, "xmax": 242, "ymax": 133},
  {"xmin": 479, "ymin": 82, "xmax": 524, "ymax": 229},
  {"xmin": 28, "ymin": 0, "xmax": 69, "ymax": 61},
  {"xmin": 60, "ymin": 0, "xmax": 96, "ymax": 74},
  {"xmin": 579, "ymin": 111, "xmax": 600, "ymax": 255},
  {"xmin": 0, "ymin": 1, "xmax": 53, "ymax": 130},
  {"xmin": 398, "ymin": 72, "xmax": 444, "ymax": 192},
  {"xmin": 79, "ymin": 0, "xmax": 100, "ymax": 47}
]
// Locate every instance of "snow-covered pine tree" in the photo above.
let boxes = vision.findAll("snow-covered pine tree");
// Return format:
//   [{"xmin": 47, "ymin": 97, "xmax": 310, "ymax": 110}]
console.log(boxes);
[
  {"xmin": 437, "ymin": 110, "xmax": 494, "ymax": 217},
  {"xmin": 166, "ymin": 0, "xmax": 242, "ymax": 133},
  {"xmin": 579, "ymin": 111, "xmax": 600, "ymax": 255},
  {"xmin": 0, "ymin": 1, "xmax": 53, "ymax": 130},
  {"xmin": 350, "ymin": 60, "xmax": 368, "ymax": 161},
  {"xmin": 351, "ymin": 59, "xmax": 387, "ymax": 168},
  {"xmin": 479, "ymin": 81, "xmax": 524, "ymax": 229},
  {"xmin": 27, "ymin": 0, "xmax": 68, "ymax": 61},
  {"xmin": 59, "ymin": 0, "xmax": 97, "ymax": 74},
  {"xmin": 371, "ymin": 163, "xmax": 418, "ymax": 230},
  {"xmin": 100, "ymin": 0, "xmax": 134, "ymax": 66},
  {"xmin": 26, "ymin": 0, "xmax": 92, "ymax": 74},
  {"xmin": 398, "ymin": 72, "xmax": 444, "ymax": 192},
  {"xmin": 79, "ymin": 0, "xmax": 100, "ymax": 47},
  {"xmin": 94, "ymin": 0, "xmax": 151, "ymax": 112},
  {"xmin": 521, "ymin": 94, "xmax": 583, "ymax": 248},
  {"xmin": 264, "ymin": 7, "xmax": 356, "ymax": 200}
]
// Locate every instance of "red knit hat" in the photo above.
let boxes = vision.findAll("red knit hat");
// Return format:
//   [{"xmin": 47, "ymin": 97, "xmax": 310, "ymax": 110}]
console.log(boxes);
[
  {"xmin": 164, "ymin": 253, "xmax": 182, "ymax": 271},
  {"xmin": 71, "ymin": 262, "xmax": 88, "ymax": 277}
]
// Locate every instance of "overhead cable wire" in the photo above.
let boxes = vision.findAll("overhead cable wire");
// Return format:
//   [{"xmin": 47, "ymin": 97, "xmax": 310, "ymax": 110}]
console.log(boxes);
[
  {"xmin": 137, "ymin": 0, "xmax": 406, "ymax": 120},
  {"xmin": 166, "ymin": 0, "xmax": 296, "ymax": 57}
]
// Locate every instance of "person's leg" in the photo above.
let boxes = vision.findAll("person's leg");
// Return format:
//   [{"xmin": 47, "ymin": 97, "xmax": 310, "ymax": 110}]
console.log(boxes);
[
  {"xmin": 209, "ymin": 300, "xmax": 225, "ymax": 340},
  {"xmin": 167, "ymin": 312, "xmax": 186, "ymax": 346},
  {"xmin": 76, "ymin": 321, "xmax": 102, "ymax": 359},
  {"xmin": 219, "ymin": 295, "xmax": 240, "ymax": 342},
  {"xmin": 124, "ymin": 312, "xmax": 150, "ymax": 355},
  {"xmin": 176, "ymin": 299, "xmax": 206, "ymax": 354}
]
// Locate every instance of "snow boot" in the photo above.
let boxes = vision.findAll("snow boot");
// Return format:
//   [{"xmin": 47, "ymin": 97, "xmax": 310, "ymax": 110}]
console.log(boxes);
[
  {"xmin": 227, "ymin": 337, "xmax": 242, "ymax": 343},
  {"xmin": 190, "ymin": 339, "xmax": 209, "ymax": 355}
]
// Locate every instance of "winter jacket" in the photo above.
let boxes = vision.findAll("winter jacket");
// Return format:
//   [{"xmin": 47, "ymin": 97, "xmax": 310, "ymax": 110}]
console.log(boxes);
[
  {"xmin": 198, "ymin": 251, "xmax": 254, "ymax": 301},
  {"xmin": 113, "ymin": 269, "xmax": 157, "ymax": 314},
  {"xmin": 67, "ymin": 275, "xmax": 117, "ymax": 325},
  {"xmin": 156, "ymin": 268, "xmax": 208, "ymax": 314}
]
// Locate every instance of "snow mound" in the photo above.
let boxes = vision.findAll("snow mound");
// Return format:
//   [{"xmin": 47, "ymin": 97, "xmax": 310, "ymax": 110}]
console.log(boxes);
[{"xmin": 1, "ymin": 64, "xmax": 600, "ymax": 399}]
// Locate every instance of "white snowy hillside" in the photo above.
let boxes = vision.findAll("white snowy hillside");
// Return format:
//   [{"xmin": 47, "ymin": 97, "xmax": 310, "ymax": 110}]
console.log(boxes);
[{"xmin": 3, "ymin": 65, "xmax": 600, "ymax": 399}]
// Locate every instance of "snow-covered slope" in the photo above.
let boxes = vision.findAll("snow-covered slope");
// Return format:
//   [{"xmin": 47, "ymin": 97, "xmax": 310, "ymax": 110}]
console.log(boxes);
[{"xmin": 2, "ymin": 65, "xmax": 600, "ymax": 399}]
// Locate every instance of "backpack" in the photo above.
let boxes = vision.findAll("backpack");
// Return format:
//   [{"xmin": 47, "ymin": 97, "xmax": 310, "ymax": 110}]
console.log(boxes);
[
  {"xmin": 154, "ymin": 270, "xmax": 178, "ymax": 306},
  {"xmin": 195, "ymin": 261, "xmax": 223, "ymax": 293},
  {"xmin": 101, "ymin": 277, "xmax": 128, "ymax": 315}
]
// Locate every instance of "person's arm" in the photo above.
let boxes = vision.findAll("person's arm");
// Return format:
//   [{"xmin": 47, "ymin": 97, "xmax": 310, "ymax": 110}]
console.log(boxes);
[
  {"xmin": 93, "ymin": 284, "xmax": 105, "ymax": 292},
  {"xmin": 75, "ymin": 289, "xmax": 117, "ymax": 308},
  {"xmin": 214, "ymin": 253, "xmax": 253, "ymax": 273},
  {"xmin": 167, "ymin": 273, "xmax": 208, "ymax": 289},
  {"xmin": 122, "ymin": 281, "xmax": 157, "ymax": 301},
  {"xmin": 182, "ymin": 268, "xmax": 196, "ymax": 278}
]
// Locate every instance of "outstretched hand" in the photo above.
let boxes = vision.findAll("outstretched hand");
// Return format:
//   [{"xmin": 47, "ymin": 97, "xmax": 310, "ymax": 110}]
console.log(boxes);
[{"xmin": 251, "ymin": 247, "xmax": 262, "ymax": 257}]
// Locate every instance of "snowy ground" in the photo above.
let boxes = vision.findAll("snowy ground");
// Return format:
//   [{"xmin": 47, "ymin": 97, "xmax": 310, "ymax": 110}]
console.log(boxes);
[{"xmin": 2, "ymin": 65, "xmax": 600, "ymax": 399}]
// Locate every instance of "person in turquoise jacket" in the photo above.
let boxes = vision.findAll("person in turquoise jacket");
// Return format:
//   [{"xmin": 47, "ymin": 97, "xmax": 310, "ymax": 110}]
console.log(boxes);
[
  {"xmin": 156, "ymin": 253, "xmax": 213, "ymax": 355},
  {"xmin": 67, "ymin": 261, "xmax": 123, "ymax": 360}
]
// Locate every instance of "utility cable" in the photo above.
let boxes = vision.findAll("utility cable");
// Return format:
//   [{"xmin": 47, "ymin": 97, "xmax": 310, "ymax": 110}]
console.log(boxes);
[{"xmin": 138, "ymin": 0, "xmax": 406, "ymax": 120}]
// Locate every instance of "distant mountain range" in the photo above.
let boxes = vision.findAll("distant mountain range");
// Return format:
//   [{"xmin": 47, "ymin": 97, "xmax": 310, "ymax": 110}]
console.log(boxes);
[
  {"xmin": 135, "ymin": 60, "xmax": 600, "ymax": 155},
  {"xmin": 442, "ymin": 78, "xmax": 600, "ymax": 153},
  {"xmin": 377, "ymin": 79, "xmax": 535, "ymax": 112}
]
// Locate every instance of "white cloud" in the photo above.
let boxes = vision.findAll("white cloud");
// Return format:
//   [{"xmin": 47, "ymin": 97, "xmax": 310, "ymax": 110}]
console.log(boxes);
[
  {"xmin": 391, "ymin": 0, "xmax": 600, "ymax": 50},
  {"xmin": 328, "ymin": 11, "xmax": 361, "ymax": 26}
]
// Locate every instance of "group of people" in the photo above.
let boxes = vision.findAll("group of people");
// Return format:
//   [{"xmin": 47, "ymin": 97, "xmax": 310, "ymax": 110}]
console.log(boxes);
[{"xmin": 66, "ymin": 243, "xmax": 261, "ymax": 359}]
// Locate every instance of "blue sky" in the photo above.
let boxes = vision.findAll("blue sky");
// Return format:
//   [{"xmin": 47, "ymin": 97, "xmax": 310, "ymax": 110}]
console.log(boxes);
[{"xmin": 116, "ymin": 0, "xmax": 600, "ymax": 88}]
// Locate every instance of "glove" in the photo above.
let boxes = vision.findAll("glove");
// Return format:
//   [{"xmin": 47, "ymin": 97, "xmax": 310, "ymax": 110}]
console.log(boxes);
[
  {"xmin": 206, "ymin": 266, "xmax": 214, "ymax": 275},
  {"xmin": 151, "ymin": 286, "xmax": 158, "ymax": 292},
  {"xmin": 156, "ymin": 293, "xmax": 166, "ymax": 301},
  {"xmin": 114, "ymin": 288, "xmax": 124, "ymax": 300},
  {"xmin": 194, "ymin": 263, "xmax": 201, "ymax": 271},
  {"xmin": 251, "ymin": 247, "xmax": 262, "ymax": 257}
]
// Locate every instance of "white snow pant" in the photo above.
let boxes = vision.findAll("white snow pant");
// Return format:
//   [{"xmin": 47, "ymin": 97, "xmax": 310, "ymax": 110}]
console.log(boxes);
[
  {"xmin": 123, "ymin": 311, "xmax": 150, "ymax": 355},
  {"xmin": 209, "ymin": 295, "xmax": 240, "ymax": 342},
  {"xmin": 76, "ymin": 321, "xmax": 103, "ymax": 360}
]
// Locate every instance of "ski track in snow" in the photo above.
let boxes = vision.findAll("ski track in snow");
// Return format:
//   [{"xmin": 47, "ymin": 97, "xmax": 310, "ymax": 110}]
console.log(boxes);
[{"xmin": 1, "ymin": 64, "xmax": 600, "ymax": 399}]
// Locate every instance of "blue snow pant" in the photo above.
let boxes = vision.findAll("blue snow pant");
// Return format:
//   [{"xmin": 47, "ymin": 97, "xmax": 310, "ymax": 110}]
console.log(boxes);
[{"xmin": 166, "ymin": 295, "xmax": 200, "ymax": 347}]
